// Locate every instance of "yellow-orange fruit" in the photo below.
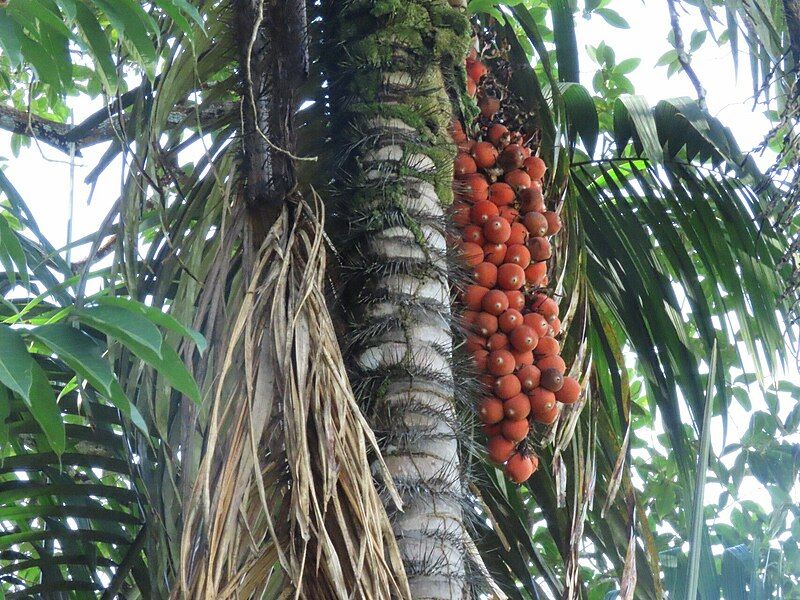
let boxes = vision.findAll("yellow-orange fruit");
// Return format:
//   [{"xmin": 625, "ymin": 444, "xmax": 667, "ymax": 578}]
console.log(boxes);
[
  {"xmin": 488, "ymin": 123, "xmax": 510, "ymax": 146},
  {"xmin": 499, "ymin": 206, "xmax": 519, "ymax": 222},
  {"xmin": 484, "ymin": 216, "xmax": 512, "ymax": 244},
  {"xmin": 487, "ymin": 332, "xmax": 509, "ymax": 351},
  {"xmin": 529, "ymin": 387, "xmax": 556, "ymax": 415},
  {"xmin": 488, "ymin": 182, "xmax": 515, "ymax": 206},
  {"xmin": 498, "ymin": 309, "xmax": 523, "ymax": 333},
  {"xmin": 460, "ymin": 242, "xmax": 483, "ymax": 266},
  {"xmin": 455, "ymin": 153, "xmax": 477, "ymax": 177},
  {"xmin": 504, "ymin": 169, "xmax": 532, "ymax": 190},
  {"xmin": 462, "ymin": 310, "xmax": 478, "ymax": 326},
  {"xmin": 471, "ymin": 200, "xmax": 499, "ymax": 225},
  {"xmin": 462, "ymin": 224, "xmax": 484, "ymax": 245},
  {"xmin": 523, "ymin": 156, "xmax": 547, "ymax": 180},
  {"xmin": 497, "ymin": 263, "xmax": 525, "ymax": 290},
  {"xmin": 478, "ymin": 397, "xmax": 504, "ymax": 424},
  {"xmin": 472, "ymin": 141, "xmax": 499, "ymax": 169},
  {"xmin": 528, "ymin": 237, "xmax": 552, "ymax": 261},
  {"xmin": 523, "ymin": 312, "xmax": 549, "ymax": 338},
  {"xmin": 453, "ymin": 202, "xmax": 471, "ymax": 227},
  {"xmin": 474, "ymin": 312, "xmax": 498, "ymax": 337},
  {"xmin": 479, "ymin": 95, "xmax": 501, "ymax": 119},
  {"xmin": 498, "ymin": 144, "xmax": 526, "ymax": 171},
  {"xmin": 504, "ymin": 393, "xmax": 530, "ymax": 420},
  {"xmin": 505, "ymin": 452, "xmax": 538, "ymax": 483},
  {"xmin": 543, "ymin": 211, "xmax": 561, "ymax": 236},
  {"xmin": 549, "ymin": 317, "xmax": 562, "ymax": 335},
  {"xmin": 465, "ymin": 334, "xmax": 486, "ymax": 352},
  {"xmin": 472, "ymin": 262, "xmax": 497, "ymax": 288},
  {"xmin": 511, "ymin": 349, "xmax": 534, "ymax": 367},
  {"xmin": 517, "ymin": 364, "xmax": 541, "ymax": 392},
  {"xmin": 523, "ymin": 211, "xmax": 549, "ymax": 237},
  {"xmin": 540, "ymin": 367, "xmax": 564, "ymax": 392},
  {"xmin": 519, "ymin": 187, "xmax": 545, "ymax": 213},
  {"xmin": 508, "ymin": 222, "xmax": 529, "ymax": 245},
  {"xmin": 488, "ymin": 349, "xmax": 515, "ymax": 376},
  {"xmin": 505, "ymin": 290, "xmax": 525, "ymax": 312},
  {"xmin": 531, "ymin": 294, "xmax": 559, "ymax": 321},
  {"xmin": 466, "ymin": 77, "xmax": 477, "ymax": 98},
  {"xmin": 482, "ymin": 289, "xmax": 510, "ymax": 316},
  {"xmin": 459, "ymin": 173, "xmax": 489, "ymax": 202},
  {"xmin": 483, "ymin": 422, "xmax": 502, "ymax": 437},
  {"xmin": 556, "ymin": 377, "xmax": 581, "ymax": 404},
  {"xmin": 487, "ymin": 435, "xmax": 515, "ymax": 463},
  {"xmin": 472, "ymin": 348, "xmax": 488, "ymax": 371},
  {"xmin": 534, "ymin": 336, "xmax": 559, "ymax": 357},
  {"xmin": 500, "ymin": 417, "xmax": 529, "ymax": 442},
  {"xmin": 509, "ymin": 324, "xmax": 538, "ymax": 353},
  {"xmin": 494, "ymin": 374, "xmax": 522, "ymax": 399},
  {"xmin": 467, "ymin": 59, "xmax": 488, "ymax": 82},
  {"xmin": 504, "ymin": 244, "xmax": 531, "ymax": 267},
  {"xmin": 525, "ymin": 261, "xmax": 548, "ymax": 287},
  {"xmin": 462, "ymin": 285, "xmax": 489, "ymax": 311},
  {"xmin": 534, "ymin": 403, "xmax": 559, "ymax": 424},
  {"xmin": 536, "ymin": 354, "xmax": 566, "ymax": 373},
  {"xmin": 483, "ymin": 243, "xmax": 507, "ymax": 266}
]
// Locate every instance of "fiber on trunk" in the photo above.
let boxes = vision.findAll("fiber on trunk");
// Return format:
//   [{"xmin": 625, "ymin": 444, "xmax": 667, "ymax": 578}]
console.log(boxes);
[{"xmin": 326, "ymin": 1, "xmax": 473, "ymax": 597}]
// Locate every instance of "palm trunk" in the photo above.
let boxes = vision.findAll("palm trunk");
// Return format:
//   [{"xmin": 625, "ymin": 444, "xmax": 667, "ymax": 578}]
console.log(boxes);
[{"xmin": 327, "ymin": 1, "xmax": 473, "ymax": 597}]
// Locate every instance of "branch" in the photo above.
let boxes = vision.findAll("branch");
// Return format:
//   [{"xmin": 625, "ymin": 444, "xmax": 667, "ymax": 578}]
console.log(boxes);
[
  {"xmin": 666, "ymin": 0, "xmax": 707, "ymax": 109},
  {"xmin": 0, "ymin": 101, "xmax": 236, "ymax": 155}
]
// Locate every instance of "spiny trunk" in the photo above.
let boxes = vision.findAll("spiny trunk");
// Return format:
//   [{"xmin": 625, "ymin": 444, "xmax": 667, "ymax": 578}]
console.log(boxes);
[{"xmin": 327, "ymin": 1, "xmax": 472, "ymax": 597}]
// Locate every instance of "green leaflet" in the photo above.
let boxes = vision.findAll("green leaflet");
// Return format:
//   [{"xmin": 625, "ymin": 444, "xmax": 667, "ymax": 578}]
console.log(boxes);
[{"xmin": 0, "ymin": 325, "xmax": 65, "ymax": 453}]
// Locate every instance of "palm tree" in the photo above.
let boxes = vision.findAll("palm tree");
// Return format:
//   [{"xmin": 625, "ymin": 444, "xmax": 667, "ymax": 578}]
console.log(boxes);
[{"xmin": 0, "ymin": 1, "xmax": 796, "ymax": 598}]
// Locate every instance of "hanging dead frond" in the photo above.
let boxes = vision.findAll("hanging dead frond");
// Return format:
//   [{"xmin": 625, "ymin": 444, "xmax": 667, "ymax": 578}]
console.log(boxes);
[{"xmin": 177, "ymin": 194, "xmax": 410, "ymax": 599}]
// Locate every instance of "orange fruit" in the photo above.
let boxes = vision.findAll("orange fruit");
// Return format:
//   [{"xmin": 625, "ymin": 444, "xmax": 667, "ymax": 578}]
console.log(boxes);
[
  {"xmin": 488, "ymin": 123, "xmax": 510, "ymax": 146},
  {"xmin": 479, "ymin": 95, "xmax": 501, "ymax": 119},
  {"xmin": 531, "ymin": 294, "xmax": 559, "ymax": 321},
  {"xmin": 482, "ymin": 289, "xmax": 510, "ymax": 316},
  {"xmin": 511, "ymin": 349, "xmax": 534, "ymax": 367},
  {"xmin": 555, "ymin": 377, "xmax": 581, "ymax": 404},
  {"xmin": 509, "ymin": 324, "xmax": 538, "ymax": 352},
  {"xmin": 528, "ymin": 237, "xmax": 552, "ymax": 261},
  {"xmin": 462, "ymin": 224, "xmax": 485, "ymax": 245},
  {"xmin": 500, "ymin": 418, "xmax": 529, "ymax": 442},
  {"xmin": 534, "ymin": 336, "xmax": 560, "ymax": 357},
  {"xmin": 525, "ymin": 261, "xmax": 548, "ymax": 287},
  {"xmin": 454, "ymin": 153, "xmax": 477, "ymax": 177},
  {"xmin": 508, "ymin": 222, "xmax": 529, "ymax": 245},
  {"xmin": 460, "ymin": 242, "xmax": 483, "ymax": 266},
  {"xmin": 504, "ymin": 169, "xmax": 532, "ymax": 190},
  {"xmin": 498, "ymin": 144, "xmax": 526, "ymax": 171},
  {"xmin": 460, "ymin": 173, "xmax": 489, "ymax": 202},
  {"xmin": 488, "ymin": 182, "xmax": 515, "ymax": 206},
  {"xmin": 523, "ymin": 211, "xmax": 549, "ymax": 237},
  {"xmin": 472, "ymin": 141, "xmax": 499, "ymax": 169},
  {"xmin": 494, "ymin": 374, "xmax": 522, "ymax": 399},
  {"xmin": 484, "ymin": 216, "xmax": 512, "ymax": 244},
  {"xmin": 529, "ymin": 387, "xmax": 556, "ymax": 415},
  {"xmin": 505, "ymin": 290, "xmax": 525, "ymax": 312},
  {"xmin": 523, "ymin": 156, "xmax": 546, "ymax": 180},
  {"xmin": 523, "ymin": 312, "xmax": 549, "ymax": 338},
  {"xmin": 536, "ymin": 354, "xmax": 566, "ymax": 373},
  {"xmin": 487, "ymin": 332, "xmax": 509, "ymax": 351},
  {"xmin": 474, "ymin": 312, "xmax": 499, "ymax": 337},
  {"xmin": 478, "ymin": 397, "xmax": 505, "ymax": 424},
  {"xmin": 534, "ymin": 403, "xmax": 559, "ymax": 424},
  {"xmin": 498, "ymin": 309, "xmax": 523, "ymax": 333},
  {"xmin": 453, "ymin": 202, "xmax": 471, "ymax": 227},
  {"xmin": 517, "ymin": 364, "xmax": 541, "ymax": 392},
  {"xmin": 519, "ymin": 187, "xmax": 545, "ymax": 213},
  {"xmin": 462, "ymin": 285, "xmax": 489, "ymax": 311},
  {"xmin": 540, "ymin": 367, "xmax": 564, "ymax": 392},
  {"xmin": 505, "ymin": 452, "xmax": 538, "ymax": 483},
  {"xmin": 471, "ymin": 200, "xmax": 499, "ymax": 225},
  {"xmin": 504, "ymin": 244, "xmax": 531, "ymax": 267},
  {"xmin": 472, "ymin": 262, "xmax": 497, "ymax": 287},
  {"xmin": 504, "ymin": 394, "xmax": 530, "ymax": 420},
  {"xmin": 483, "ymin": 242, "xmax": 507, "ymax": 266},
  {"xmin": 472, "ymin": 349, "xmax": 489, "ymax": 371},
  {"xmin": 487, "ymin": 435, "xmax": 515, "ymax": 463},
  {"xmin": 488, "ymin": 349, "xmax": 515, "ymax": 376},
  {"xmin": 497, "ymin": 263, "xmax": 525, "ymax": 290},
  {"xmin": 543, "ymin": 211, "xmax": 562, "ymax": 236},
  {"xmin": 467, "ymin": 59, "xmax": 488, "ymax": 82}
]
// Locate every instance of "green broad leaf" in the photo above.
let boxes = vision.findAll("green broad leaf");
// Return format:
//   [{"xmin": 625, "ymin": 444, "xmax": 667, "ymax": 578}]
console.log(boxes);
[
  {"xmin": 656, "ymin": 49, "xmax": 679, "ymax": 67},
  {"xmin": 0, "ymin": 384, "xmax": 9, "ymax": 445},
  {"xmin": 95, "ymin": 296, "xmax": 207, "ymax": 354},
  {"xmin": 549, "ymin": 0, "xmax": 580, "ymax": 82},
  {"xmin": 0, "ymin": 325, "xmax": 64, "ymax": 453},
  {"xmin": 595, "ymin": 7, "xmax": 629, "ymax": 28},
  {"xmin": 559, "ymin": 82, "xmax": 599, "ymax": 156},
  {"xmin": 74, "ymin": 2, "xmax": 119, "ymax": 92},
  {"xmin": 152, "ymin": 0, "xmax": 205, "ymax": 39},
  {"xmin": 616, "ymin": 57, "xmax": 641, "ymax": 74},
  {"xmin": 0, "ymin": 213, "xmax": 29, "ymax": 289},
  {"xmin": 614, "ymin": 95, "xmax": 663, "ymax": 162},
  {"xmin": 0, "ymin": 9, "xmax": 24, "ymax": 68},
  {"xmin": 29, "ymin": 323, "xmax": 148, "ymax": 435},
  {"xmin": 92, "ymin": 0, "xmax": 159, "ymax": 75},
  {"xmin": 76, "ymin": 305, "xmax": 164, "ymax": 357}
]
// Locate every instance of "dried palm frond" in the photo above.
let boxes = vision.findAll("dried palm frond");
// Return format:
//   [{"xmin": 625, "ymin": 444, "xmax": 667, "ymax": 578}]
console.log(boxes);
[{"xmin": 177, "ymin": 193, "xmax": 410, "ymax": 599}]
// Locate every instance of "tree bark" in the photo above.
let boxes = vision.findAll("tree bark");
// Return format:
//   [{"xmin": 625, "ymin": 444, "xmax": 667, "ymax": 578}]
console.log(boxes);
[{"xmin": 326, "ymin": 1, "xmax": 472, "ymax": 597}]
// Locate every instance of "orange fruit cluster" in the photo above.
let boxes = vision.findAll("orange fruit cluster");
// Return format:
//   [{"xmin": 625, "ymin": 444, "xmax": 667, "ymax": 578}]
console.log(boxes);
[{"xmin": 452, "ymin": 56, "xmax": 581, "ymax": 484}]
